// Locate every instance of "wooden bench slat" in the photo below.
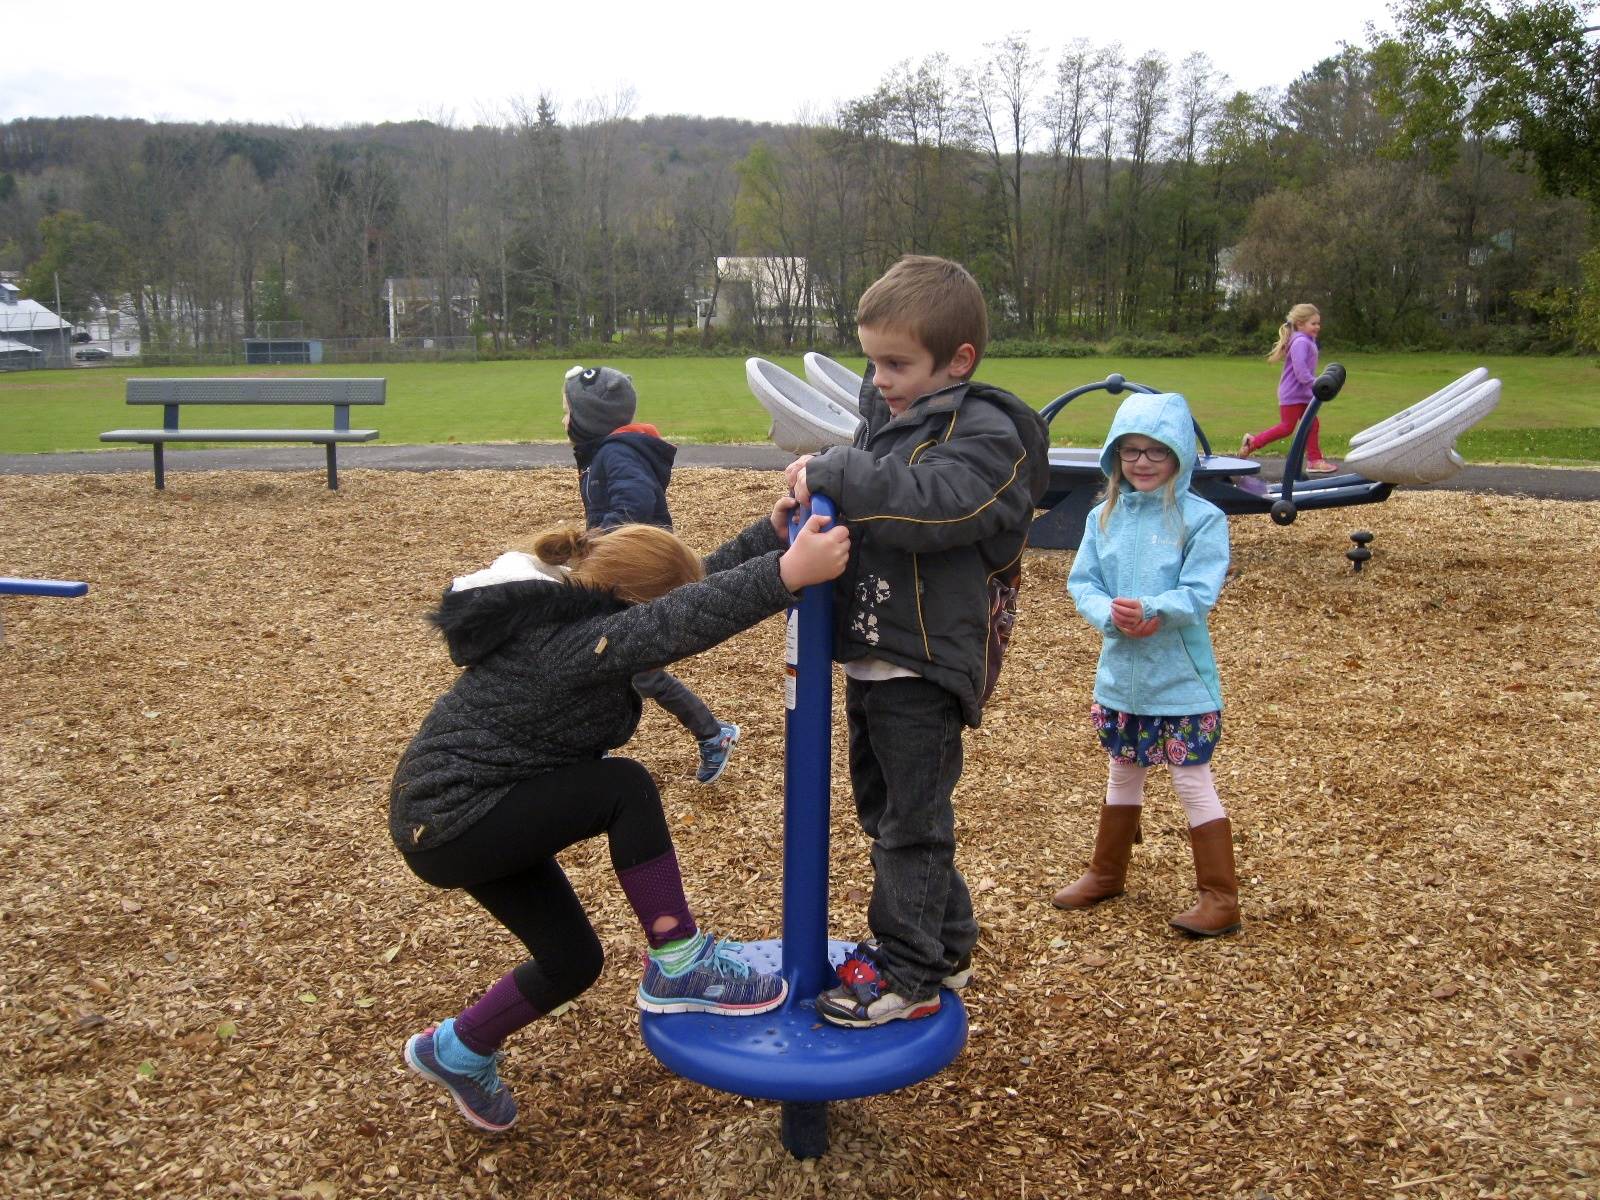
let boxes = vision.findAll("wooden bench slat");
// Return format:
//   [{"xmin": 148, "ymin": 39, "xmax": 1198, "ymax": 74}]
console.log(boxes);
[
  {"xmin": 100, "ymin": 429, "xmax": 379, "ymax": 442},
  {"xmin": 125, "ymin": 378, "xmax": 386, "ymax": 404}
]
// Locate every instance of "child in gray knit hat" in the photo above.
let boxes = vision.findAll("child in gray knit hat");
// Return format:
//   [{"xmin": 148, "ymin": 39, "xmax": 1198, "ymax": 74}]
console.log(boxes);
[{"xmin": 561, "ymin": 365, "xmax": 741, "ymax": 784}]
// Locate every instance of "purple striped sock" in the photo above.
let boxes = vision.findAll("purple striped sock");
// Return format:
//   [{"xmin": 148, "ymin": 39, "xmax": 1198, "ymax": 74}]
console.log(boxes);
[
  {"xmin": 616, "ymin": 849, "xmax": 696, "ymax": 948},
  {"xmin": 454, "ymin": 971, "xmax": 542, "ymax": 1056}
]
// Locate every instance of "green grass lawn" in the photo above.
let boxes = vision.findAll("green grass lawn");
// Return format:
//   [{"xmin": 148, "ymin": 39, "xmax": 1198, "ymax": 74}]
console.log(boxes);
[{"xmin": 2, "ymin": 354, "xmax": 1596, "ymax": 463}]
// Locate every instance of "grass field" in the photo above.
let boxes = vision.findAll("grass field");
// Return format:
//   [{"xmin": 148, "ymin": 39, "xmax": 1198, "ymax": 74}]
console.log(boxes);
[{"xmin": 2, "ymin": 353, "xmax": 1597, "ymax": 462}]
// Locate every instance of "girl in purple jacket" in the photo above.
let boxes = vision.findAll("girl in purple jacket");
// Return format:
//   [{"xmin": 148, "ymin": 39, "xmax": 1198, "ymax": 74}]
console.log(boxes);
[{"xmin": 1239, "ymin": 304, "xmax": 1338, "ymax": 474}]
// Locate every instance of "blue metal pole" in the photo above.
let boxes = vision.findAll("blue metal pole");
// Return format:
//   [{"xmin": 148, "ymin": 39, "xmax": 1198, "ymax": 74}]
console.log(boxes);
[
  {"xmin": 781, "ymin": 494, "xmax": 836, "ymax": 1004},
  {"xmin": 781, "ymin": 493, "xmax": 836, "ymax": 1159}
]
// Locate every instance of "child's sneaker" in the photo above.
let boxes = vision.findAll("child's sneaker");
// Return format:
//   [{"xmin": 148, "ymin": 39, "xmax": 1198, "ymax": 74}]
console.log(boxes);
[
  {"xmin": 941, "ymin": 952, "xmax": 973, "ymax": 991},
  {"xmin": 816, "ymin": 940, "xmax": 941, "ymax": 1028},
  {"xmin": 403, "ymin": 1021, "xmax": 517, "ymax": 1133},
  {"xmin": 637, "ymin": 934, "xmax": 786, "ymax": 1015},
  {"xmin": 695, "ymin": 722, "xmax": 740, "ymax": 784}
]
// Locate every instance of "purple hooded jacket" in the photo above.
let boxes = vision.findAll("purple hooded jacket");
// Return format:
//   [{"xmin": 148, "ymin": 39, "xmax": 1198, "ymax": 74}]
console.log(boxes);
[{"xmin": 1277, "ymin": 331, "xmax": 1319, "ymax": 406}]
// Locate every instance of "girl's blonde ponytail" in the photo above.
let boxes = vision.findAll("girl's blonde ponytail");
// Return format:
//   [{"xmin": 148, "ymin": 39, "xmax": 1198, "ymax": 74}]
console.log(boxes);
[{"xmin": 1267, "ymin": 303, "xmax": 1320, "ymax": 362}]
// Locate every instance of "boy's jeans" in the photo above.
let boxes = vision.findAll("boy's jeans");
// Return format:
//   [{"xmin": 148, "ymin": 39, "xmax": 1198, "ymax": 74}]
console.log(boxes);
[
  {"xmin": 633, "ymin": 669, "xmax": 720, "ymax": 741},
  {"xmin": 845, "ymin": 674, "xmax": 978, "ymax": 1000}
]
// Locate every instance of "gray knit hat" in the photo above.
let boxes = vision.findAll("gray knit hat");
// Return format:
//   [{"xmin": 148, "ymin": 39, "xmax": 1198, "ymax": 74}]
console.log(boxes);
[{"xmin": 563, "ymin": 365, "xmax": 638, "ymax": 442}]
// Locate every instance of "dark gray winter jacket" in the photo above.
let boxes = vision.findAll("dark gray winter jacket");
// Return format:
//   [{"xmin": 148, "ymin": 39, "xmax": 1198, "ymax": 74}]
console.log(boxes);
[
  {"xmin": 389, "ymin": 518, "xmax": 790, "ymax": 851},
  {"xmin": 803, "ymin": 377, "xmax": 1050, "ymax": 726}
]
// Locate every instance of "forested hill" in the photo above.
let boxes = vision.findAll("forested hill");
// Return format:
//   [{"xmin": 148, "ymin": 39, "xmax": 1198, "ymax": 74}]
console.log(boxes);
[
  {"xmin": 2, "ymin": 31, "xmax": 1594, "ymax": 356},
  {"xmin": 0, "ymin": 113, "xmax": 785, "ymax": 181}
]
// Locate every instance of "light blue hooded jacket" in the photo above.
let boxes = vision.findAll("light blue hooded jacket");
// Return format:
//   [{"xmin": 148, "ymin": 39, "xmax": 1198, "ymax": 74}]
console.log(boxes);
[{"xmin": 1067, "ymin": 392, "xmax": 1229, "ymax": 716}]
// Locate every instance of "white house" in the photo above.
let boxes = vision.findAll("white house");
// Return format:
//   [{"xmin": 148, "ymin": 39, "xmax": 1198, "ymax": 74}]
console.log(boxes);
[
  {"xmin": 699, "ymin": 257, "xmax": 838, "ymax": 337},
  {"xmin": 0, "ymin": 282, "xmax": 72, "ymax": 366}
]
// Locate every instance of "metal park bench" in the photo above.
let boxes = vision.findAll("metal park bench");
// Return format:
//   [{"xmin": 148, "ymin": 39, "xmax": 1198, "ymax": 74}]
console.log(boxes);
[
  {"xmin": 100, "ymin": 378, "xmax": 385, "ymax": 490},
  {"xmin": 0, "ymin": 576, "xmax": 88, "ymax": 644}
]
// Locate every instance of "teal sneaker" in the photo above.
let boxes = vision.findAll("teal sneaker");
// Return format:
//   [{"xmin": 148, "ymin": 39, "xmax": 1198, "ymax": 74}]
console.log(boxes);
[
  {"xmin": 403, "ymin": 1021, "xmax": 517, "ymax": 1132},
  {"xmin": 696, "ymin": 723, "xmax": 740, "ymax": 784},
  {"xmin": 637, "ymin": 934, "xmax": 786, "ymax": 1015}
]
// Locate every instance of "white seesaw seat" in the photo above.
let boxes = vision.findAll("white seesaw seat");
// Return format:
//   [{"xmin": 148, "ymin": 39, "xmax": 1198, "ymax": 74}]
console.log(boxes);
[
  {"xmin": 746, "ymin": 358, "xmax": 860, "ymax": 455},
  {"xmin": 1343, "ymin": 378, "xmax": 1500, "ymax": 485},
  {"xmin": 802, "ymin": 353, "xmax": 865, "ymax": 420},
  {"xmin": 1349, "ymin": 367, "xmax": 1488, "ymax": 449}
]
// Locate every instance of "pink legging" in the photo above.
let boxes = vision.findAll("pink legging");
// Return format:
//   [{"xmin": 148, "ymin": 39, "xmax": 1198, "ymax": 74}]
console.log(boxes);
[
  {"xmin": 1249, "ymin": 404, "xmax": 1323, "ymax": 462},
  {"xmin": 1105, "ymin": 758, "xmax": 1227, "ymax": 827}
]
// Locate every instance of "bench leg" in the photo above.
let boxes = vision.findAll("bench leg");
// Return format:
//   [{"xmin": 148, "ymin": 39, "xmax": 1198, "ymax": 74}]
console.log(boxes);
[
  {"xmin": 326, "ymin": 443, "xmax": 338, "ymax": 490},
  {"xmin": 153, "ymin": 443, "xmax": 165, "ymax": 491}
]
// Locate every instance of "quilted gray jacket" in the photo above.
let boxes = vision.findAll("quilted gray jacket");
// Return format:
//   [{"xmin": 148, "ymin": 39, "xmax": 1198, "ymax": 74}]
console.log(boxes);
[
  {"xmin": 802, "ymin": 378, "xmax": 1050, "ymax": 726},
  {"xmin": 390, "ymin": 518, "xmax": 789, "ymax": 851}
]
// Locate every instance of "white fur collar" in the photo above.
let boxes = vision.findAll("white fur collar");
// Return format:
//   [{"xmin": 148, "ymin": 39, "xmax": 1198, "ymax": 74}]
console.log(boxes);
[{"xmin": 451, "ymin": 551, "xmax": 570, "ymax": 593}]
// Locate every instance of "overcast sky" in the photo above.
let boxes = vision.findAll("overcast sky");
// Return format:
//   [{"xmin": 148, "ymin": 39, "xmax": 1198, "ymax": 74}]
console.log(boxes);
[{"xmin": 8, "ymin": 0, "xmax": 1398, "ymax": 130}]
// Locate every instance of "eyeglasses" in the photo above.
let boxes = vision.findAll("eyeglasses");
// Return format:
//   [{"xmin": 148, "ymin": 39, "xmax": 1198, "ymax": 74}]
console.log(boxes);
[{"xmin": 1116, "ymin": 444, "xmax": 1172, "ymax": 464}]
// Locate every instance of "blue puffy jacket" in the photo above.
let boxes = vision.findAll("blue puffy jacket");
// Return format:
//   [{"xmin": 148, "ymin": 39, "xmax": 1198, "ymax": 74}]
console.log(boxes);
[
  {"xmin": 1067, "ymin": 392, "xmax": 1229, "ymax": 716},
  {"xmin": 575, "ymin": 427, "xmax": 676, "ymax": 529}
]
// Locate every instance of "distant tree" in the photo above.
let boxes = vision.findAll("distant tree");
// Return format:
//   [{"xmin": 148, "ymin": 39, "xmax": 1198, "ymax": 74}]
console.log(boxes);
[
  {"xmin": 967, "ymin": 33, "xmax": 1043, "ymax": 332},
  {"xmin": 21, "ymin": 209, "xmax": 129, "ymax": 320},
  {"xmin": 1376, "ymin": 0, "xmax": 1600, "ymax": 207}
]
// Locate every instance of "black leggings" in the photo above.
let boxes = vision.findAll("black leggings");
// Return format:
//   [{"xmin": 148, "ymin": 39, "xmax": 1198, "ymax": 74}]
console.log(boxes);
[{"xmin": 402, "ymin": 757, "xmax": 672, "ymax": 1014}]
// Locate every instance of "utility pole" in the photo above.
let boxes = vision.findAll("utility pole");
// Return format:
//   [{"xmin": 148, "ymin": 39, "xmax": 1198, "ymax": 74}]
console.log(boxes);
[{"xmin": 54, "ymin": 272, "xmax": 67, "ymax": 367}]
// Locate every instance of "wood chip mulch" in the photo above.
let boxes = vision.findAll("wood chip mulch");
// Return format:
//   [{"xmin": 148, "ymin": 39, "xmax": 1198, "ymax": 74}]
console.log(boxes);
[{"xmin": 1, "ymin": 467, "xmax": 1596, "ymax": 1200}]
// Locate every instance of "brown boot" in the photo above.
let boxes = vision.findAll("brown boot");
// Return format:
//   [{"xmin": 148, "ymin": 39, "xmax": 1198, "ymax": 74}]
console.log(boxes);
[
  {"xmin": 1052, "ymin": 805, "xmax": 1142, "ymax": 909},
  {"xmin": 1169, "ymin": 817, "xmax": 1241, "ymax": 937}
]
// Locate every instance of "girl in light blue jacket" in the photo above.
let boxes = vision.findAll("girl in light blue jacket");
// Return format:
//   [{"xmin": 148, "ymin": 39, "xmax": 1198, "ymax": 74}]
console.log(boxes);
[{"xmin": 1054, "ymin": 392, "xmax": 1241, "ymax": 937}]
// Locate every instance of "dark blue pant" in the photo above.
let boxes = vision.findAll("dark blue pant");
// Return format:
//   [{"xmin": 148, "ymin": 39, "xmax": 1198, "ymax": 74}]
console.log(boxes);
[
  {"xmin": 633, "ymin": 668, "xmax": 719, "ymax": 741},
  {"xmin": 845, "ymin": 675, "xmax": 977, "ymax": 1000}
]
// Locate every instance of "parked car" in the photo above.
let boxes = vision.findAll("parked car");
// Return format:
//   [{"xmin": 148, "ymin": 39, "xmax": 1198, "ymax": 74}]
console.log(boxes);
[
  {"xmin": 74, "ymin": 346, "xmax": 112, "ymax": 361},
  {"xmin": 71, "ymin": 330, "xmax": 92, "ymax": 343}
]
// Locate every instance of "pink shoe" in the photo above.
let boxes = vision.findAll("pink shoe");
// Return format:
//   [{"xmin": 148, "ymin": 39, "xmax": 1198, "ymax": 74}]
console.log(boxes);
[
  {"xmin": 1238, "ymin": 435, "xmax": 1255, "ymax": 457},
  {"xmin": 1306, "ymin": 460, "xmax": 1339, "ymax": 474}
]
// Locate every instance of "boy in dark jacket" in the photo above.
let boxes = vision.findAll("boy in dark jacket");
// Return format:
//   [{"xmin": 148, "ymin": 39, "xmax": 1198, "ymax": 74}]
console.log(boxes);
[
  {"xmin": 563, "ymin": 365, "xmax": 740, "ymax": 783},
  {"xmin": 786, "ymin": 255, "xmax": 1051, "ymax": 1027}
]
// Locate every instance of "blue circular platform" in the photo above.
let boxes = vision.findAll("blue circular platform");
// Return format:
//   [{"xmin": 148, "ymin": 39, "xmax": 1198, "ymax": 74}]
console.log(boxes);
[{"xmin": 639, "ymin": 938, "xmax": 968, "ymax": 1103}]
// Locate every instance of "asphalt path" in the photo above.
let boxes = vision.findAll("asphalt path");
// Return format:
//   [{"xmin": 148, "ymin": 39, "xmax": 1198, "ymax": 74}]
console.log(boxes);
[{"xmin": 3, "ymin": 442, "xmax": 1599, "ymax": 501}]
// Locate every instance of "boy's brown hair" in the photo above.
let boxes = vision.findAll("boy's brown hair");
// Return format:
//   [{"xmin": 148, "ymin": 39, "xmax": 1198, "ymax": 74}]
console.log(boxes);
[{"xmin": 857, "ymin": 255, "xmax": 988, "ymax": 376}]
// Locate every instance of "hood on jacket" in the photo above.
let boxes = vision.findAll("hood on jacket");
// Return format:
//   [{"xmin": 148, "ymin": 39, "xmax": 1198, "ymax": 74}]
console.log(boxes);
[
  {"xmin": 571, "ymin": 426, "xmax": 677, "ymax": 479},
  {"xmin": 451, "ymin": 550, "xmax": 568, "ymax": 594},
  {"xmin": 1099, "ymin": 392, "xmax": 1199, "ymax": 495},
  {"xmin": 430, "ymin": 576, "xmax": 624, "ymax": 668},
  {"xmin": 606, "ymin": 428, "xmax": 676, "ymax": 487},
  {"xmin": 968, "ymin": 381, "xmax": 1053, "ymax": 505}
]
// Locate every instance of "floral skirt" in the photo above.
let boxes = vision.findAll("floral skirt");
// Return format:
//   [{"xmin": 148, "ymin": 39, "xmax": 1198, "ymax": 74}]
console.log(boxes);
[{"xmin": 1090, "ymin": 703, "xmax": 1221, "ymax": 767}]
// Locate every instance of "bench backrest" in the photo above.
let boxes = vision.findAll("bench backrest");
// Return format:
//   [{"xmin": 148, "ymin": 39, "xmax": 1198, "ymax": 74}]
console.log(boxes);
[
  {"xmin": 126, "ymin": 378, "xmax": 386, "ymax": 406},
  {"xmin": 126, "ymin": 377, "xmax": 385, "ymax": 432}
]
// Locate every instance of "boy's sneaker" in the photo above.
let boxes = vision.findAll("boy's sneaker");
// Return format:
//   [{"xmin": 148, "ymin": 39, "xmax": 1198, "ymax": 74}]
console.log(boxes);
[
  {"xmin": 403, "ymin": 1022, "xmax": 517, "ymax": 1133},
  {"xmin": 695, "ymin": 722, "xmax": 740, "ymax": 784},
  {"xmin": 816, "ymin": 940, "xmax": 941, "ymax": 1028},
  {"xmin": 637, "ymin": 934, "xmax": 787, "ymax": 1015},
  {"xmin": 941, "ymin": 952, "xmax": 973, "ymax": 991}
]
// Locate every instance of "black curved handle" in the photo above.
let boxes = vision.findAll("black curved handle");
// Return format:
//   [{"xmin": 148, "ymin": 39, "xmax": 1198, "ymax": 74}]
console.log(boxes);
[
  {"xmin": 1280, "ymin": 362, "xmax": 1348, "ymax": 498},
  {"xmin": 1038, "ymin": 373, "xmax": 1214, "ymax": 459},
  {"xmin": 1312, "ymin": 363, "xmax": 1346, "ymax": 403}
]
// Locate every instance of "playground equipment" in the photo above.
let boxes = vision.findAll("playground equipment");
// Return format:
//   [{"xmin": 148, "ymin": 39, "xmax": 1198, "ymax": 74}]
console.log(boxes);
[
  {"xmin": 1346, "ymin": 530, "xmax": 1375, "ymax": 573},
  {"xmin": 748, "ymin": 358, "xmax": 1498, "ymax": 551},
  {"xmin": 1342, "ymin": 373, "xmax": 1500, "ymax": 485},
  {"xmin": 0, "ymin": 576, "xmax": 89, "ymax": 644},
  {"xmin": 639, "ymin": 496, "xmax": 967, "ymax": 1159},
  {"xmin": 802, "ymin": 352, "xmax": 865, "ymax": 420},
  {"xmin": 1029, "ymin": 364, "xmax": 1499, "ymax": 550},
  {"xmin": 745, "ymin": 358, "xmax": 859, "ymax": 455}
]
